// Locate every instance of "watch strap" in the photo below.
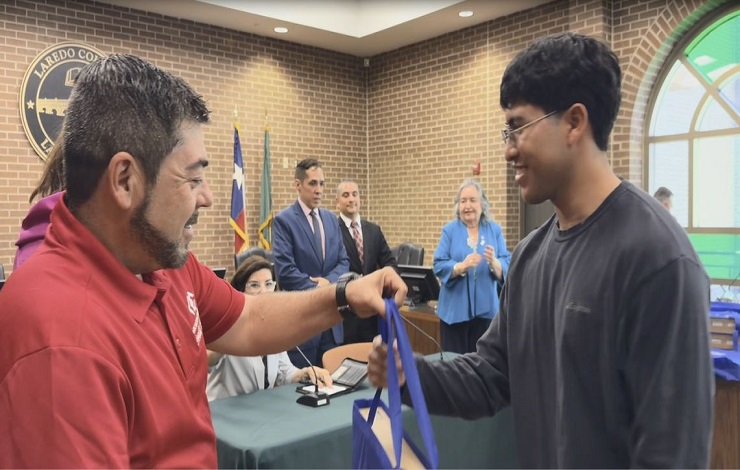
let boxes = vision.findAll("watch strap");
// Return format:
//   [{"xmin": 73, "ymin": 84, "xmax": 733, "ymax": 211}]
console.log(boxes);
[{"xmin": 336, "ymin": 272, "xmax": 361, "ymax": 318}]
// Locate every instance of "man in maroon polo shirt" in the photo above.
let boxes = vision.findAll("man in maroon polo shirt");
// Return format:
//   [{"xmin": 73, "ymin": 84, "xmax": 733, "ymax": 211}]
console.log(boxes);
[{"xmin": 0, "ymin": 54, "xmax": 405, "ymax": 468}]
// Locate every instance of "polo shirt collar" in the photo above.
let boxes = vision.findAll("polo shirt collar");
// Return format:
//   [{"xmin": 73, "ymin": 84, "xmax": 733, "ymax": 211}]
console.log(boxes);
[{"xmin": 48, "ymin": 194, "xmax": 161, "ymax": 322}]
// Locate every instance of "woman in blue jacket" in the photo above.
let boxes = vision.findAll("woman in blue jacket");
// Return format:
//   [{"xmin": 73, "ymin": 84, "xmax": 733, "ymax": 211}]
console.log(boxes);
[{"xmin": 433, "ymin": 178, "xmax": 511, "ymax": 353}]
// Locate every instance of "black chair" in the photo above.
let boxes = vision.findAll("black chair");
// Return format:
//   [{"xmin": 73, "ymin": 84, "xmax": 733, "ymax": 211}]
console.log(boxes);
[
  {"xmin": 393, "ymin": 242, "xmax": 424, "ymax": 266},
  {"xmin": 234, "ymin": 247, "xmax": 274, "ymax": 270},
  {"xmin": 0, "ymin": 264, "xmax": 4, "ymax": 280}
]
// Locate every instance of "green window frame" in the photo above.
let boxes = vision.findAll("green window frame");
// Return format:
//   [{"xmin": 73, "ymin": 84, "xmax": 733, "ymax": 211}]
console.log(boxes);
[{"xmin": 646, "ymin": 6, "xmax": 740, "ymax": 283}]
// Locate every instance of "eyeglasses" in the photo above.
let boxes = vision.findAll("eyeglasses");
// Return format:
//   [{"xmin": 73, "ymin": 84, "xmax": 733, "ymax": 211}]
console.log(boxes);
[
  {"xmin": 245, "ymin": 280, "xmax": 277, "ymax": 294},
  {"xmin": 501, "ymin": 110, "xmax": 559, "ymax": 145}
]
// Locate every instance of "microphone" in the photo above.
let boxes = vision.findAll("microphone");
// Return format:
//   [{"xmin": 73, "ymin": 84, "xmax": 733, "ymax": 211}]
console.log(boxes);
[
  {"xmin": 294, "ymin": 346, "xmax": 329, "ymax": 407},
  {"xmin": 717, "ymin": 270, "xmax": 740, "ymax": 303},
  {"xmin": 399, "ymin": 314, "xmax": 444, "ymax": 361}
]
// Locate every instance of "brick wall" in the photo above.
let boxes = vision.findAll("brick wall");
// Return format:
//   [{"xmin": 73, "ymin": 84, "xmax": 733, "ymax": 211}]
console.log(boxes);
[
  {"xmin": 367, "ymin": 0, "xmax": 732, "ymax": 256},
  {"xmin": 0, "ymin": 0, "xmax": 367, "ymax": 277},
  {"xmin": 0, "ymin": 0, "xmax": 730, "ymax": 276}
]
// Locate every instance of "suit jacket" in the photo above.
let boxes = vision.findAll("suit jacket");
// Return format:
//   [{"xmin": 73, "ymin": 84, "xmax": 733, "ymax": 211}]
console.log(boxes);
[
  {"xmin": 338, "ymin": 216, "xmax": 397, "ymax": 342},
  {"xmin": 338, "ymin": 217, "xmax": 396, "ymax": 275},
  {"xmin": 273, "ymin": 201, "xmax": 349, "ymax": 343}
]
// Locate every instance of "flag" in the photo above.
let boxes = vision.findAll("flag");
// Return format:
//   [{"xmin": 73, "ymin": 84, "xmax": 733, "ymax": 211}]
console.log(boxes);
[
  {"xmin": 258, "ymin": 128, "xmax": 273, "ymax": 250},
  {"xmin": 229, "ymin": 124, "xmax": 248, "ymax": 254}
]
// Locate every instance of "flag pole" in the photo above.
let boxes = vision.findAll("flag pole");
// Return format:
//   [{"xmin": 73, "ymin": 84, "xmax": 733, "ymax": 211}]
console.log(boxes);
[
  {"xmin": 258, "ymin": 110, "xmax": 273, "ymax": 250},
  {"xmin": 235, "ymin": 106, "xmax": 248, "ymax": 248}
]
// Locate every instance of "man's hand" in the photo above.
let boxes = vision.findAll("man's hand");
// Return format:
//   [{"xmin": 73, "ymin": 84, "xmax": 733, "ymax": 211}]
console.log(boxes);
[
  {"xmin": 310, "ymin": 276, "xmax": 330, "ymax": 287},
  {"xmin": 367, "ymin": 335, "xmax": 405, "ymax": 388},
  {"xmin": 344, "ymin": 267, "xmax": 407, "ymax": 318}
]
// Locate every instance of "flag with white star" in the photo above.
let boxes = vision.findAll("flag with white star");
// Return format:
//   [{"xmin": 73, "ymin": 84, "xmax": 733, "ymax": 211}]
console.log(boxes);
[{"xmin": 229, "ymin": 124, "xmax": 248, "ymax": 254}]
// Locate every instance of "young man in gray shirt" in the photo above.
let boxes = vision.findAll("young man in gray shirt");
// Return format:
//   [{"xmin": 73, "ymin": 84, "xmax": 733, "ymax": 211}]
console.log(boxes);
[{"xmin": 368, "ymin": 33, "xmax": 712, "ymax": 468}]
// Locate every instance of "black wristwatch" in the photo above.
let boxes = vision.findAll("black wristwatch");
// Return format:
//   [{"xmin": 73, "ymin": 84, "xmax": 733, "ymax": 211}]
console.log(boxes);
[{"xmin": 336, "ymin": 272, "xmax": 361, "ymax": 319}]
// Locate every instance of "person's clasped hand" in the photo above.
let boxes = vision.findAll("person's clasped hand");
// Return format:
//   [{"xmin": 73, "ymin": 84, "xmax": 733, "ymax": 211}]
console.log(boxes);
[
  {"xmin": 463, "ymin": 252, "xmax": 483, "ymax": 269},
  {"xmin": 311, "ymin": 276, "xmax": 330, "ymax": 287},
  {"xmin": 344, "ymin": 267, "xmax": 407, "ymax": 319}
]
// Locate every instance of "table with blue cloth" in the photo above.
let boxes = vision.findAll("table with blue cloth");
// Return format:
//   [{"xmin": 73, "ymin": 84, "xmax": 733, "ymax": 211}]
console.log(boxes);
[
  {"xmin": 710, "ymin": 301, "xmax": 740, "ymax": 381},
  {"xmin": 210, "ymin": 354, "xmax": 518, "ymax": 469}
]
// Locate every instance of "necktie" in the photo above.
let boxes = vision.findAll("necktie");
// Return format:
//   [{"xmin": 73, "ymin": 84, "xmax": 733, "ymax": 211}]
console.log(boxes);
[
  {"xmin": 262, "ymin": 355, "xmax": 269, "ymax": 389},
  {"xmin": 351, "ymin": 220, "xmax": 364, "ymax": 267},
  {"xmin": 310, "ymin": 210, "xmax": 324, "ymax": 260}
]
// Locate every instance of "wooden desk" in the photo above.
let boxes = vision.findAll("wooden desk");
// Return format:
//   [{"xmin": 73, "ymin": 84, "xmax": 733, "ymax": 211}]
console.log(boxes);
[
  {"xmin": 399, "ymin": 304, "xmax": 440, "ymax": 355},
  {"xmin": 711, "ymin": 379, "xmax": 740, "ymax": 468}
]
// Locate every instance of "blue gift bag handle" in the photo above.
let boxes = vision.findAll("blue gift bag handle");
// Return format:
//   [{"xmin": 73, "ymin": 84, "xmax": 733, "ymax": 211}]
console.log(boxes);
[{"xmin": 366, "ymin": 298, "xmax": 439, "ymax": 469}]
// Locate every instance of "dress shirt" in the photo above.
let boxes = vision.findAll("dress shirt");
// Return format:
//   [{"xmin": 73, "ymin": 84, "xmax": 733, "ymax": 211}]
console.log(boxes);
[
  {"xmin": 339, "ymin": 213, "xmax": 362, "ymax": 243},
  {"xmin": 297, "ymin": 199, "xmax": 325, "ymax": 257}
]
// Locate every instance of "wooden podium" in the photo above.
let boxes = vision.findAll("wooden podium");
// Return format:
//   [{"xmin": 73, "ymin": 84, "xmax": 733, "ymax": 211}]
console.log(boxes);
[{"xmin": 399, "ymin": 303, "xmax": 441, "ymax": 355}]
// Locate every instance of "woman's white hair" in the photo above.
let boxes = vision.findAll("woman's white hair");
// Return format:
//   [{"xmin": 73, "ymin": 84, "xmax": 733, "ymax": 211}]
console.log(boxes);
[{"xmin": 453, "ymin": 178, "xmax": 492, "ymax": 224}]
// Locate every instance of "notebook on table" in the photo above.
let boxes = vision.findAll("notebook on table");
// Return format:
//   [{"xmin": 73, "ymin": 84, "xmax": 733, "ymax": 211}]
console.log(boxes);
[{"xmin": 296, "ymin": 358, "xmax": 368, "ymax": 397}]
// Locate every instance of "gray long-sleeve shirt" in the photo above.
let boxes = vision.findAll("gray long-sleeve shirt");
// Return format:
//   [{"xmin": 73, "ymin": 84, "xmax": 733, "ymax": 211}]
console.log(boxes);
[{"xmin": 409, "ymin": 182, "xmax": 713, "ymax": 468}]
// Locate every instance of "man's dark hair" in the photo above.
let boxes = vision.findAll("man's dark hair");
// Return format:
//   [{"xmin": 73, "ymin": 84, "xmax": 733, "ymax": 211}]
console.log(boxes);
[
  {"xmin": 62, "ymin": 54, "xmax": 210, "ymax": 209},
  {"xmin": 295, "ymin": 158, "xmax": 321, "ymax": 181},
  {"xmin": 231, "ymin": 255, "xmax": 275, "ymax": 293},
  {"xmin": 500, "ymin": 33, "xmax": 621, "ymax": 151},
  {"xmin": 653, "ymin": 187, "xmax": 673, "ymax": 202}
]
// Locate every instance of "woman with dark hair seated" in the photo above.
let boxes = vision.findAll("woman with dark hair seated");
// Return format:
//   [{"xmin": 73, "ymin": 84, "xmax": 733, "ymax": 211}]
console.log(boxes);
[{"xmin": 206, "ymin": 255, "xmax": 332, "ymax": 400}]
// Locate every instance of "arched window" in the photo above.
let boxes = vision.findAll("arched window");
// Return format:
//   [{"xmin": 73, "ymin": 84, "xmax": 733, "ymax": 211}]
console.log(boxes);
[{"xmin": 646, "ymin": 6, "xmax": 739, "ymax": 287}]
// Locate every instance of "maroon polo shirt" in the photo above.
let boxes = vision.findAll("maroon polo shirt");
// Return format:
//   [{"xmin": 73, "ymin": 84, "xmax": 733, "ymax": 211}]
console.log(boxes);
[{"xmin": 0, "ymin": 195, "xmax": 244, "ymax": 467}]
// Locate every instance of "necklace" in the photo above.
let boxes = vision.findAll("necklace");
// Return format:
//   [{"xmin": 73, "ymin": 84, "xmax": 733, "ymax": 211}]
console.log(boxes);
[{"xmin": 467, "ymin": 236, "xmax": 477, "ymax": 251}]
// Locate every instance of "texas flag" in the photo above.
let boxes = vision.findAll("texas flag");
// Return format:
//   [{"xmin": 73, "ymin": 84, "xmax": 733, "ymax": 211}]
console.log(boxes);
[{"xmin": 229, "ymin": 125, "xmax": 248, "ymax": 254}]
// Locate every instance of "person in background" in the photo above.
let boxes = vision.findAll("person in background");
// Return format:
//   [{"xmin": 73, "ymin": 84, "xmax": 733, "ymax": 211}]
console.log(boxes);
[
  {"xmin": 14, "ymin": 138, "xmax": 65, "ymax": 270},
  {"xmin": 206, "ymin": 255, "xmax": 332, "ymax": 400},
  {"xmin": 336, "ymin": 180, "xmax": 397, "ymax": 343},
  {"xmin": 653, "ymin": 186, "xmax": 673, "ymax": 212},
  {"xmin": 0, "ymin": 54, "xmax": 405, "ymax": 468},
  {"xmin": 368, "ymin": 33, "xmax": 712, "ymax": 468},
  {"xmin": 432, "ymin": 178, "xmax": 511, "ymax": 354},
  {"xmin": 272, "ymin": 158, "xmax": 350, "ymax": 367}
]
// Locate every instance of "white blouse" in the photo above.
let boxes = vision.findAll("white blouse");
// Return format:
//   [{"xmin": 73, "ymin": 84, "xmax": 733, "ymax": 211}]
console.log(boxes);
[{"xmin": 206, "ymin": 352, "xmax": 299, "ymax": 401}]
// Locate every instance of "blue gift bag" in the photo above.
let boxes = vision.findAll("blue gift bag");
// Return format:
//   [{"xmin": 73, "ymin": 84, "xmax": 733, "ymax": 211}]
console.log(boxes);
[{"xmin": 352, "ymin": 298, "xmax": 438, "ymax": 469}]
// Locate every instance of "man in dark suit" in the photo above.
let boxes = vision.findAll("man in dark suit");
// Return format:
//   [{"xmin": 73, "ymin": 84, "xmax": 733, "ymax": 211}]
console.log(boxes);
[
  {"xmin": 273, "ymin": 158, "xmax": 350, "ymax": 367},
  {"xmin": 336, "ymin": 180, "xmax": 397, "ymax": 343}
]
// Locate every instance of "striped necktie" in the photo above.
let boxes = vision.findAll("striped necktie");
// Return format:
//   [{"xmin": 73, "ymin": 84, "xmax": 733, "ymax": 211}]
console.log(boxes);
[{"xmin": 351, "ymin": 220, "xmax": 364, "ymax": 266}]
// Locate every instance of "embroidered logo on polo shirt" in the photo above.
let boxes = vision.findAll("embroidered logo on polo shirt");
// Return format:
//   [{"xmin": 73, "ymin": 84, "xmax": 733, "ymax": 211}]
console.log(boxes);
[
  {"xmin": 187, "ymin": 291, "xmax": 203, "ymax": 345},
  {"xmin": 564, "ymin": 300, "xmax": 592, "ymax": 314}
]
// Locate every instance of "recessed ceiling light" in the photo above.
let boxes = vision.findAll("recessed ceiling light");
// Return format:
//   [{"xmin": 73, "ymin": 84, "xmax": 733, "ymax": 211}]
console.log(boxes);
[
  {"xmin": 459, "ymin": 10, "xmax": 473, "ymax": 18},
  {"xmin": 274, "ymin": 26, "xmax": 288, "ymax": 34}
]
